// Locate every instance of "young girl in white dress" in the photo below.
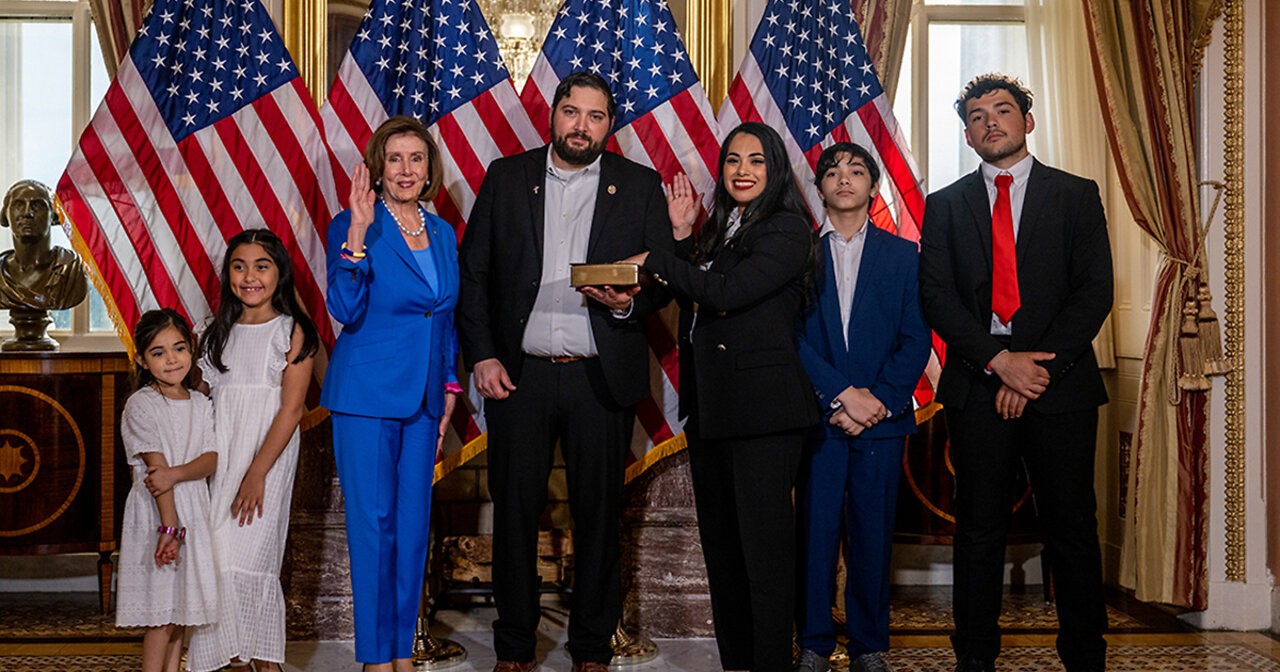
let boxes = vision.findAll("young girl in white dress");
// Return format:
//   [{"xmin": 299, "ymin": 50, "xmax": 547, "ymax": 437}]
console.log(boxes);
[
  {"xmin": 116, "ymin": 308, "xmax": 219, "ymax": 672},
  {"xmin": 187, "ymin": 229, "xmax": 319, "ymax": 672}
]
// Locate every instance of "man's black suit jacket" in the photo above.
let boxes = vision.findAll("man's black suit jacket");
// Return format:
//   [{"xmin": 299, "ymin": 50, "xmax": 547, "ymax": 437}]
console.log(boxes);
[
  {"xmin": 918, "ymin": 159, "xmax": 1113, "ymax": 413},
  {"xmin": 457, "ymin": 146, "xmax": 673, "ymax": 408}
]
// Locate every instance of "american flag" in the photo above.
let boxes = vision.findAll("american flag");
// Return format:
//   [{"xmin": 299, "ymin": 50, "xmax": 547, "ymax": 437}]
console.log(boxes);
[
  {"xmin": 719, "ymin": 0, "xmax": 940, "ymax": 412},
  {"xmin": 57, "ymin": 0, "xmax": 341, "ymax": 354},
  {"xmin": 520, "ymin": 0, "xmax": 721, "ymax": 482},
  {"xmin": 320, "ymin": 0, "xmax": 543, "ymax": 480}
]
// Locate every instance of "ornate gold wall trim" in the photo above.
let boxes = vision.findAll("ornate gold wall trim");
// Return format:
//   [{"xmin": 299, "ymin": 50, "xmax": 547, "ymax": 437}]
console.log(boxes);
[
  {"xmin": 1222, "ymin": 0, "xmax": 1245, "ymax": 583},
  {"xmin": 685, "ymin": 0, "xmax": 731, "ymax": 114},
  {"xmin": 284, "ymin": 0, "xmax": 327, "ymax": 106}
]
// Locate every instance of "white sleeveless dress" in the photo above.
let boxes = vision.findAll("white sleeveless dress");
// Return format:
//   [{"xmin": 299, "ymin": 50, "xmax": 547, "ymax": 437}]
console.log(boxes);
[
  {"xmin": 115, "ymin": 386, "xmax": 219, "ymax": 627},
  {"xmin": 188, "ymin": 315, "xmax": 300, "ymax": 670}
]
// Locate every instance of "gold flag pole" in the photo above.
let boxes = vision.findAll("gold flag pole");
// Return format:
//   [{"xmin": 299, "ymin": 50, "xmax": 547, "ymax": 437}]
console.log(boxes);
[
  {"xmin": 685, "ymin": 0, "xmax": 731, "ymax": 114},
  {"xmin": 282, "ymin": 0, "xmax": 328, "ymax": 105}
]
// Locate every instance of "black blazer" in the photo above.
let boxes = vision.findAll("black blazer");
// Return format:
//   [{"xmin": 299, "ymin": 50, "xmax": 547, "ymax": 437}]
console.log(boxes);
[
  {"xmin": 645, "ymin": 211, "xmax": 820, "ymax": 440},
  {"xmin": 457, "ymin": 146, "xmax": 673, "ymax": 408},
  {"xmin": 918, "ymin": 159, "xmax": 1113, "ymax": 413}
]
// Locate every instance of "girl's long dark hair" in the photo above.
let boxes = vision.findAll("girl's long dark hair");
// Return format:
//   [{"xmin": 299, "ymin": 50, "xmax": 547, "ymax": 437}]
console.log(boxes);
[
  {"xmin": 199, "ymin": 228, "xmax": 319, "ymax": 372},
  {"xmin": 693, "ymin": 122, "xmax": 820, "ymax": 298},
  {"xmin": 132, "ymin": 308, "xmax": 199, "ymax": 392}
]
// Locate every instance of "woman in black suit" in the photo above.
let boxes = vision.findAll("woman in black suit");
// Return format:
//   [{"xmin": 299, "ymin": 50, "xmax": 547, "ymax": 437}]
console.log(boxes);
[{"xmin": 628, "ymin": 122, "xmax": 820, "ymax": 671}]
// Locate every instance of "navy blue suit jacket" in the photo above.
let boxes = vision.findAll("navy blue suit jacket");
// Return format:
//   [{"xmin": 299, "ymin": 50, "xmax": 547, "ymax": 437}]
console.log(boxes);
[
  {"xmin": 796, "ymin": 223, "xmax": 931, "ymax": 442},
  {"xmin": 320, "ymin": 202, "xmax": 460, "ymax": 420}
]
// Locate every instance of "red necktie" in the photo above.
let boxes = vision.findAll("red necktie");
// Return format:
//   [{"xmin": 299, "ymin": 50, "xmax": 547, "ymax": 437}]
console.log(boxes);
[{"xmin": 991, "ymin": 173, "xmax": 1020, "ymax": 323}]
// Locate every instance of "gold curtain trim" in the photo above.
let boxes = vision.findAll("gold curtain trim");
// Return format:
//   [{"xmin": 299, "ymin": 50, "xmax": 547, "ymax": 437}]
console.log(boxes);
[{"xmin": 1221, "ymin": 0, "xmax": 1245, "ymax": 583}]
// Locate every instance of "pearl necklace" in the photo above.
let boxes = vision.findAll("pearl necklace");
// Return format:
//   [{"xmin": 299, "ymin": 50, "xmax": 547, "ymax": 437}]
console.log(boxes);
[{"xmin": 384, "ymin": 200, "xmax": 426, "ymax": 236}]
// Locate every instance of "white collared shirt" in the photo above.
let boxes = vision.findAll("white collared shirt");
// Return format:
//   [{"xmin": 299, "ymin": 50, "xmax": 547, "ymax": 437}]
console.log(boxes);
[
  {"xmin": 521, "ymin": 151, "xmax": 602, "ymax": 357},
  {"xmin": 980, "ymin": 153, "xmax": 1034, "ymax": 336},
  {"xmin": 818, "ymin": 215, "xmax": 869, "ymax": 348}
]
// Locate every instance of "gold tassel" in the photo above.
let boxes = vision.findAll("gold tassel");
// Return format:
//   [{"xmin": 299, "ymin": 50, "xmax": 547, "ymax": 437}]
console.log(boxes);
[
  {"xmin": 1178, "ymin": 297, "xmax": 1210, "ymax": 391},
  {"xmin": 1196, "ymin": 281, "xmax": 1230, "ymax": 376}
]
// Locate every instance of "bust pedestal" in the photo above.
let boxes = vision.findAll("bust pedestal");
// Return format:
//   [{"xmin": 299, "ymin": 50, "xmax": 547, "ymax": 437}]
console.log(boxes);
[{"xmin": 2, "ymin": 309, "xmax": 58, "ymax": 351}]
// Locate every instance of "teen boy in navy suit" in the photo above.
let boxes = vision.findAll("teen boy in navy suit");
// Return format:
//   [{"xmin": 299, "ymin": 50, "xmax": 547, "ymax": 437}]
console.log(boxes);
[{"xmin": 794, "ymin": 143, "xmax": 932, "ymax": 672}]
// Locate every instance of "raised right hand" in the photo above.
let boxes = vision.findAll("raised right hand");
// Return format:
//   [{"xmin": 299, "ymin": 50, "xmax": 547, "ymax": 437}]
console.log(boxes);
[
  {"xmin": 664, "ymin": 172, "xmax": 698, "ymax": 241},
  {"xmin": 347, "ymin": 163, "xmax": 377, "ymax": 252},
  {"xmin": 473, "ymin": 358, "xmax": 516, "ymax": 400}
]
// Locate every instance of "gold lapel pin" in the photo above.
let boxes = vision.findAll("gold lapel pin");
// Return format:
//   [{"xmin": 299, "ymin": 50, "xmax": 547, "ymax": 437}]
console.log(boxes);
[
  {"xmin": 607, "ymin": 184, "xmax": 616, "ymax": 195},
  {"xmin": 533, "ymin": 185, "xmax": 539, "ymax": 194}
]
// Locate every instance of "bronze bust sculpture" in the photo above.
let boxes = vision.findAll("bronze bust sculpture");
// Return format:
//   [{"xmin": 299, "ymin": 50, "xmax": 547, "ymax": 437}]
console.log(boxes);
[{"xmin": 1, "ymin": 180, "xmax": 89, "ymax": 351}]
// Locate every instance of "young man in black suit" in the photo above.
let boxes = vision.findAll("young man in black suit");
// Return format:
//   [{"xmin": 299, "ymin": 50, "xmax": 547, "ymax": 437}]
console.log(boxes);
[
  {"xmin": 917, "ymin": 74, "xmax": 1113, "ymax": 672},
  {"xmin": 457, "ymin": 72, "xmax": 673, "ymax": 672}
]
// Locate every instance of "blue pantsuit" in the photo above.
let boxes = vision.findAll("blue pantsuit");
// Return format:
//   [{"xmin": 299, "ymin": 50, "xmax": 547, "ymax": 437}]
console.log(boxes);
[
  {"xmin": 320, "ymin": 202, "xmax": 459, "ymax": 664},
  {"xmin": 332, "ymin": 408, "xmax": 437, "ymax": 661}
]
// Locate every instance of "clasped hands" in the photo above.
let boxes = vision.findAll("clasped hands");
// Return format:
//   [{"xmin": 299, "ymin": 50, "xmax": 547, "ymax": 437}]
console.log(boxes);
[
  {"xmin": 987, "ymin": 350, "xmax": 1056, "ymax": 420},
  {"xmin": 828, "ymin": 387, "xmax": 888, "ymax": 437}
]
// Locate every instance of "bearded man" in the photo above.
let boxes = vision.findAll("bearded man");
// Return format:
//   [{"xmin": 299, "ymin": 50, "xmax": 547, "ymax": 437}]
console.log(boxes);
[{"xmin": 457, "ymin": 71, "xmax": 673, "ymax": 672}]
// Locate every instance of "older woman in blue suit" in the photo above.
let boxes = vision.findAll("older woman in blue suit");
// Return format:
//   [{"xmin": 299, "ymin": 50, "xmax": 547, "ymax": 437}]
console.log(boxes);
[{"xmin": 320, "ymin": 115, "xmax": 460, "ymax": 672}]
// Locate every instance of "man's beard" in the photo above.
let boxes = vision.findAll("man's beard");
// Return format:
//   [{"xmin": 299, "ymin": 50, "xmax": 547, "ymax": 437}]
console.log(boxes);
[
  {"xmin": 977, "ymin": 135, "xmax": 1027, "ymax": 164},
  {"xmin": 552, "ymin": 130, "xmax": 606, "ymax": 166}
]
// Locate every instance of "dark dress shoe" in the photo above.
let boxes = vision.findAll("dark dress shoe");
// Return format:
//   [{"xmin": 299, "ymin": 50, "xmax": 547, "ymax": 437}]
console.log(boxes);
[{"xmin": 492, "ymin": 662, "xmax": 539, "ymax": 672}]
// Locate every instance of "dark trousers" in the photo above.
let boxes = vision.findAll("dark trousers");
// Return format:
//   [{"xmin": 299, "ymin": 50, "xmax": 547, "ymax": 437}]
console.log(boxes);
[
  {"xmin": 485, "ymin": 357, "xmax": 633, "ymax": 664},
  {"xmin": 796, "ymin": 435, "xmax": 903, "ymax": 658},
  {"xmin": 689, "ymin": 429, "xmax": 804, "ymax": 672},
  {"xmin": 948, "ymin": 379, "xmax": 1107, "ymax": 670}
]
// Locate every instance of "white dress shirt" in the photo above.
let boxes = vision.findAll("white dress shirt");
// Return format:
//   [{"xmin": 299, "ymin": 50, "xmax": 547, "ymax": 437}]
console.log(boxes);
[
  {"xmin": 817, "ymin": 215, "xmax": 869, "ymax": 348},
  {"xmin": 981, "ymin": 153, "xmax": 1034, "ymax": 336},
  {"xmin": 521, "ymin": 152, "xmax": 602, "ymax": 357}
]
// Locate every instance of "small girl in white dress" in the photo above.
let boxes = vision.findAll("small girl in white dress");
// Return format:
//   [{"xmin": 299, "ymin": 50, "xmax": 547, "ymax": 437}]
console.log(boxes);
[
  {"xmin": 116, "ymin": 308, "xmax": 219, "ymax": 672},
  {"xmin": 187, "ymin": 229, "xmax": 319, "ymax": 672}
]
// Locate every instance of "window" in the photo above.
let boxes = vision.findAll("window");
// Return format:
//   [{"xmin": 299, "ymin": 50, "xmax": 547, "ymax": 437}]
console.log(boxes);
[
  {"xmin": 0, "ymin": 0, "xmax": 119, "ymax": 350},
  {"xmin": 893, "ymin": 2, "xmax": 1028, "ymax": 193}
]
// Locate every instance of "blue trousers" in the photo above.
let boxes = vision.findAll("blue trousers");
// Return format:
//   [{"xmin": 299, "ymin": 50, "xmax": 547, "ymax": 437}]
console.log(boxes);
[
  {"xmin": 332, "ymin": 408, "xmax": 437, "ymax": 664},
  {"xmin": 796, "ymin": 435, "xmax": 904, "ymax": 658}
]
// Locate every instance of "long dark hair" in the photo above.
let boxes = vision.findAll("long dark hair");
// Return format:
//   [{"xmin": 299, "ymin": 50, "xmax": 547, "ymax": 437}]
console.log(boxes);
[
  {"xmin": 694, "ymin": 122, "xmax": 819, "ymax": 295},
  {"xmin": 131, "ymin": 308, "xmax": 199, "ymax": 392},
  {"xmin": 199, "ymin": 228, "xmax": 319, "ymax": 372}
]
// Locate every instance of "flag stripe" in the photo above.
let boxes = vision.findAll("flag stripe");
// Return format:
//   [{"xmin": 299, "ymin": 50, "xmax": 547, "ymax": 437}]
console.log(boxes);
[
  {"xmin": 668, "ymin": 88, "xmax": 721, "ymax": 181},
  {"xmin": 101, "ymin": 86, "xmax": 220, "ymax": 319},
  {"xmin": 58, "ymin": 171, "xmax": 146, "ymax": 327},
  {"xmin": 78, "ymin": 123, "xmax": 192, "ymax": 322}
]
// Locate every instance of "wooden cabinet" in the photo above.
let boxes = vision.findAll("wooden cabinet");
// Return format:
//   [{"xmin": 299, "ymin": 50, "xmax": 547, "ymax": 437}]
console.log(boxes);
[{"xmin": 0, "ymin": 352, "xmax": 132, "ymax": 614}]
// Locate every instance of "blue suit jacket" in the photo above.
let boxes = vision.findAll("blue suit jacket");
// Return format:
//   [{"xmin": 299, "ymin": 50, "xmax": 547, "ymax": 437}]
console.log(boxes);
[
  {"xmin": 796, "ymin": 224, "xmax": 931, "ymax": 442},
  {"xmin": 320, "ymin": 202, "xmax": 460, "ymax": 420}
]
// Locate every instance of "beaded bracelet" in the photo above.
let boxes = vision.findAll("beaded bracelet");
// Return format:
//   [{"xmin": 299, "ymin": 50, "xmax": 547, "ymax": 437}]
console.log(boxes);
[{"xmin": 156, "ymin": 525, "xmax": 187, "ymax": 541}]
